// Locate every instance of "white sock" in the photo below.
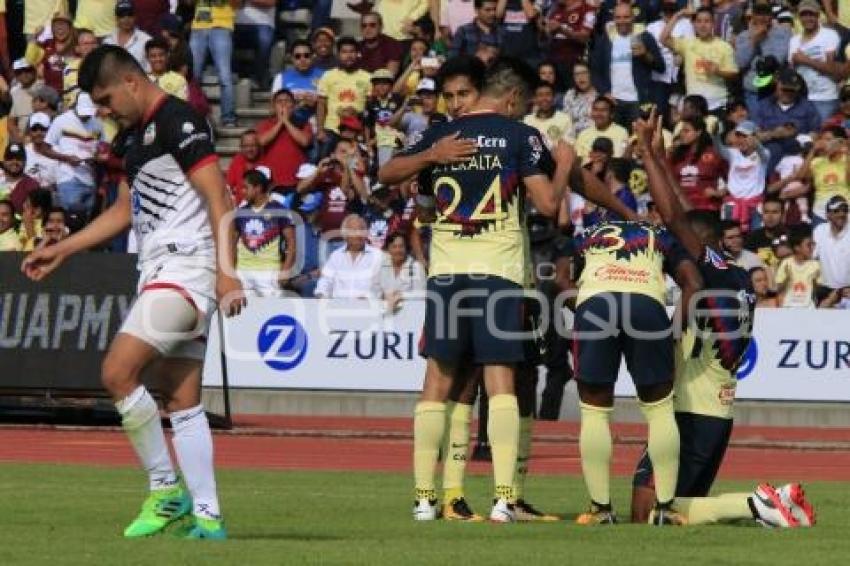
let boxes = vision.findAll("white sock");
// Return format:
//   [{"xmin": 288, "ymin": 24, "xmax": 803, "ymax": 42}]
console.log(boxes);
[
  {"xmin": 170, "ymin": 404, "xmax": 221, "ymax": 519},
  {"xmin": 116, "ymin": 385, "xmax": 178, "ymax": 491}
]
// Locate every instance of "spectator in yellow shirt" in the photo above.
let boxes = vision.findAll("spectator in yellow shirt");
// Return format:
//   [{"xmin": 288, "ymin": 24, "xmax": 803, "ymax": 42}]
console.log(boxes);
[
  {"xmin": 190, "ymin": 0, "xmax": 240, "ymax": 126},
  {"xmin": 317, "ymin": 37, "xmax": 372, "ymax": 156},
  {"xmin": 62, "ymin": 27, "xmax": 99, "ymax": 110},
  {"xmin": 350, "ymin": 0, "xmax": 430, "ymax": 40},
  {"xmin": 524, "ymin": 82, "xmax": 575, "ymax": 149},
  {"xmin": 662, "ymin": 7, "xmax": 738, "ymax": 113},
  {"xmin": 575, "ymin": 96, "xmax": 629, "ymax": 158},
  {"xmin": 146, "ymin": 37, "xmax": 188, "ymax": 100},
  {"xmin": 0, "ymin": 199, "xmax": 22, "ymax": 251},
  {"xmin": 775, "ymin": 227, "xmax": 821, "ymax": 308}
]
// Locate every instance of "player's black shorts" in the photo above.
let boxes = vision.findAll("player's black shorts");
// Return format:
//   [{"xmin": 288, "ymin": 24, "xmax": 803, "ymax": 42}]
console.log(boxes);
[
  {"xmin": 632, "ymin": 412, "xmax": 734, "ymax": 497},
  {"xmin": 521, "ymin": 296, "xmax": 545, "ymax": 367},
  {"xmin": 421, "ymin": 274, "xmax": 524, "ymax": 365},
  {"xmin": 573, "ymin": 292, "xmax": 673, "ymax": 387}
]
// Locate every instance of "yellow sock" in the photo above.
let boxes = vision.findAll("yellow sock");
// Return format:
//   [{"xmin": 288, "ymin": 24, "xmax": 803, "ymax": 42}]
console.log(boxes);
[
  {"xmin": 639, "ymin": 394, "xmax": 680, "ymax": 504},
  {"xmin": 442, "ymin": 402, "xmax": 472, "ymax": 503},
  {"xmin": 579, "ymin": 402, "xmax": 613, "ymax": 506},
  {"xmin": 513, "ymin": 416, "xmax": 533, "ymax": 500},
  {"xmin": 487, "ymin": 394, "xmax": 519, "ymax": 501},
  {"xmin": 677, "ymin": 494, "xmax": 753, "ymax": 524},
  {"xmin": 413, "ymin": 401, "xmax": 446, "ymax": 500}
]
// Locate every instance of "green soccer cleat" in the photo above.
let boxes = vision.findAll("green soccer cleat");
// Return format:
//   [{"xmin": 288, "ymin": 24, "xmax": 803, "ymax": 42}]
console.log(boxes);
[
  {"xmin": 123, "ymin": 487, "xmax": 192, "ymax": 538},
  {"xmin": 183, "ymin": 516, "xmax": 228, "ymax": 540}
]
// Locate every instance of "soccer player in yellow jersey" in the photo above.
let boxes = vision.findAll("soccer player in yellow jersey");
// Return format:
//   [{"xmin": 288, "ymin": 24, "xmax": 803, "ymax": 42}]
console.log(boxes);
[
  {"xmin": 382, "ymin": 57, "xmax": 575, "ymax": 522},
  {"xmin": 569, "ymin": 112, "xmax": 704, "ymax": 524},
  {"xmin": 629, "ymin": 111, "xmax": 814, "ymax": 528}
]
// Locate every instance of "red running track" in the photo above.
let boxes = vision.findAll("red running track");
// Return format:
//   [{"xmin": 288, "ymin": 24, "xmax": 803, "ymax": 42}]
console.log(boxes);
[{"xmin": 1, "ymin": 417, "xmax": 849, "ymax": 481}]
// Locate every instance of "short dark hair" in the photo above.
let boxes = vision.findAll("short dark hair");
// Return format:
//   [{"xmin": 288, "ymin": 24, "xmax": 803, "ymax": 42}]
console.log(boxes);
[
  {"xmin": 789, "ymin": 224, "xmax": 812, "ymax": 249},
  {"xmin": 243, "ymin": 169, "xmax": 271, "ymax": 191},
  {"xmin": 26, "ymin": 189, "xmax": 53, "ymax": 214},
  {"xmin": 79, "ymin": 45, "xmax": 146, "ymax": 93},
  {"xmin": 145, "ymin": 37, "xmax": 170, "ymax": 54},
  {"xmin": 337, "ymin": 36, "xmax": 359, "ymax": 51},
  {"xmin": 289, "ymin": 39, "xmax": 312, "ymax": 54},
  {"xmin": 593, "ymin": 96, "xmax": 615, "ymax": 112},
  {"xmin": 362, "ymin": 11, "xmax": 382, "ymax": 25},
  {"xmin": 720, "ymin": 219, "xmax": 741, "ymax": 235},
  {"xmin": 694, "ymin": 6, "xmax": 714, "ymax": 18},
  {"xmin": 384, "ymin": 231, "xmax": 409, "ymax": 251},
  {"xmin": 240, "ymin": 128, "xmax": 258, "ymax": 140},
  {"xmin": 437, "ymin": 55, "xmax": 486, "ymax": 93},
  {"xmin": 763, "ymin": 194, "xmax": 783, "ymax": 208},
  {"xmin": 474, "ymin": 0, "xmax": 497, "ymax": 8},
  {"xmin": 683, "ymin": 94, "xmax": 709, "ymax": 115},
  {"xmin": 47, "ymin": 206, "xmax": 67, "ymax": 222},
  {"xmin": 273, "ymin": 88, "xmax": 295, "ymax": 102},
  {"xmin": 413, "ymin": 14, "xmax": 435, "ymax": 36},
  {"xmin": 685, "ymin": 209, "xmax": 722, "ymax": 241},
  {"xmin": 536, "ymin": 81, "xmax": 555, "ymax": 93}
]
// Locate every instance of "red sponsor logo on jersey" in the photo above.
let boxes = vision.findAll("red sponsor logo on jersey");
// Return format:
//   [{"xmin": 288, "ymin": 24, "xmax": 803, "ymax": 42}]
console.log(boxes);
[{"xmin": 592, "ymin": 264, "xmax": 651, "ymax": 284}]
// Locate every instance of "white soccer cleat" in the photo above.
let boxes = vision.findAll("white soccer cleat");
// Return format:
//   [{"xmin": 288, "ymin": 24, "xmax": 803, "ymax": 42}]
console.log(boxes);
[
  {"xmin": 489, "ymin": 498, "xmax": 516, "ymax": 523},
  {"xmin": 413, "ymin": 498, "xmax": 439, "ymax": 521},
  {"xmin": 751, "ymin": 484, "xmax": 799, "ymax": 528},
  {"xmin": 777, "ymin": 483, "xmax": 816, "ymax": 527}
]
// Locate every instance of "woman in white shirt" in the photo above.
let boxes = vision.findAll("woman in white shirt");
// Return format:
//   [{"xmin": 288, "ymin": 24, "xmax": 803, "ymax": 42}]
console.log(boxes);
[{"xmin": 380, "ymin": 232, "xmax": 426, "ymax": 310}]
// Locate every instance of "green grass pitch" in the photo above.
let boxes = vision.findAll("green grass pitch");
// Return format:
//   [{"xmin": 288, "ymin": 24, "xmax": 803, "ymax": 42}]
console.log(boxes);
[{"xmin": 1, "ymin": 464, "xmax": 846, "ymax": 565}]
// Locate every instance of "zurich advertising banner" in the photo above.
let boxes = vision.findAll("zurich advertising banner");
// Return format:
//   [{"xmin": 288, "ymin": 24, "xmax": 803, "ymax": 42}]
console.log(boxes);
[
  {"xmin": 204, "ymin": 299, "xmax": 850, "ymax": 401},
  {"xmin": 204, "ymin": 298, "xmax": 427, "ymax": 391}
]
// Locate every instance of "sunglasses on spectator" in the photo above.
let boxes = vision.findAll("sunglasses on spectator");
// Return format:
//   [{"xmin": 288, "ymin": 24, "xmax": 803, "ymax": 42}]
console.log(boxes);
[
  {"xmin": 293, "ymin": 52, "xmax": 312, "ymax": 59},
  {"xmin": 30, "ymin": 125, "xmax": 47, "ymax": 132},
  {"xmin": 829, "ymin": 205, "xmax": 849, "ymax": 213}
]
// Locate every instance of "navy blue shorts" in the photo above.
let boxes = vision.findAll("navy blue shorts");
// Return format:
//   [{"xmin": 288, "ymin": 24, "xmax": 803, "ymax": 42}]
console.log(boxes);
[
  {"xmin": 421, "ymin": 274, "xmax": 524, "ymax": 365},
  {"xmin": 632, "ymin": 412, "xmax": 734, "ymax": 496},
  {"xmin": 573, "ymin": 292, "xmax": 674, "ymax": 387}
]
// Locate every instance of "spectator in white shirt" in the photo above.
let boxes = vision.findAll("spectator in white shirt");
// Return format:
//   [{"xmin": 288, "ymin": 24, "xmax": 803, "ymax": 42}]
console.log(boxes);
[
  {"xmin": 789, "ymin": 0, "xmax": 841, "ymax": 123},
  {"xmin": 380, "ymin": 231, "xmax": 426, "ymax": 311},
  {"xmin": 713, "ymin": 120, "xmax": 769, "ymax": 232},
  {"xmin": 813, "ymin": 195, "xmax": 850, "ymax": 297},
  {"xmin": 41, "ymin": 93, "xmax": 103, "ymax": 222},
  {"xmin": 315, "ymin": 214, "xmax": 384, "ymax": 299},
  {"xmin": 24, "ymin": 112, "xmax": 59, "ymax": 190},
  {"xmin": 103, "ymin": 1, "xmax": 153, "ymax": 72}
]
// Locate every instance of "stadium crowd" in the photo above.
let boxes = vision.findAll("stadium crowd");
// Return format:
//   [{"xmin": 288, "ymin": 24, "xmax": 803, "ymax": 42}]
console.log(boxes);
[{"xmin": 0, "ymin": 0, "xmax": 848, "ymax": 308}]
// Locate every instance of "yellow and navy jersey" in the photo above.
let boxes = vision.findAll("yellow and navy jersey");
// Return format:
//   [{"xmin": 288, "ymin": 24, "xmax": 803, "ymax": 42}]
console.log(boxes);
[
  {"xmin": 404, "ymin": 111, "xmax": 555, "ymax": 286},
  {"xmin": 235, "ymin": 201, "xmax": 291, "ymax": 271},
  {"xmin": 573, "ymin": 220, "xmax": 689, "ymax": 305},
  {"xmin": 675, "ymin": 246, "xmax": 756, "ymax": 419}
]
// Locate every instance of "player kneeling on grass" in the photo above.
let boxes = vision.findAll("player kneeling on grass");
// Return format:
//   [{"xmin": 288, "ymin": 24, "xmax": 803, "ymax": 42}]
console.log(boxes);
[
  {"xmin": 628, "ymin": 110, "xmax": 815, "ymax": 528},
  {"xmin": 22, "ymin": 46, "xmax": 246, "ymax": 540},
  {"xmin": 568, "ymin": 214, "xmax": 703, "ymax": 524}
]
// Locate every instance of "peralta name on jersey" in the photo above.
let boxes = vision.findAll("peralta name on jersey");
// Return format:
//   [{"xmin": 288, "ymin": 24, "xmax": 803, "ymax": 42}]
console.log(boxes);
[{"xmin": 435, "ymin": 153, "xmax": 503, "ymax": 172}]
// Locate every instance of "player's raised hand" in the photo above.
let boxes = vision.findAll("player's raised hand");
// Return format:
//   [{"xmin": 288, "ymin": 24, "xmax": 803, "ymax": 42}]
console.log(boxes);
[
  {"xmin": 217, "ymin": 273, "xmax": 247, "ymax": 317},
  {"xmin": 429, "ymin": 132, "xmax": 477, "ymax": 165},
  {"xmin": 21, "ymin": 245, "xmax": 66, "ymax": 282}
]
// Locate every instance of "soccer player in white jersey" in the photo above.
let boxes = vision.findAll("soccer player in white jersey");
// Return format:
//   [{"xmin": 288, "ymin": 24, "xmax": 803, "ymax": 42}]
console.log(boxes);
[{"xmin": 22, "ymin": 46, "xmax": 246, "ymax": 540}]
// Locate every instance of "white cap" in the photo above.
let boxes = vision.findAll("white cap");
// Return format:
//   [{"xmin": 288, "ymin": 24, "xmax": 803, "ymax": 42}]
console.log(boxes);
[
  {"xmin": 796, "ymin": 134, "xmax": 813, "ymax": 147},
  {"xmin": 296, "ymin": 163, "xmax": 318, "ymax": 180},
  {"xmin": 29, "ymin": 112, "xmax": 52, "ymax": 129},
  {"xmin": 13, "ymin": 58, "xmax": 34, "ymax": 71},
  {"xmin": 254, "ymin": 165, "xmax": 272, "ymax": 182},
  {"xmin": 416, "ymin": 78, "xmax": 436, "ymax": 93},
  {"xmin": 75, "ymin": 92, "xmax": 98, "ymax": 117}
]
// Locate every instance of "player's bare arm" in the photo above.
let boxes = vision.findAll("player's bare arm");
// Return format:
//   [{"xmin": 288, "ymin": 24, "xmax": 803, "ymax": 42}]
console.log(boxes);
[
  {"xmin": 378, "ymin": 132, "xmax": 477, "ymax": 184},
  {"xmin": 525, "ymin": 140, "xmax": 575, "ymax": 217},
  {"xmin": 190, "ymin": 162, "xmax": 247, "ymax": 317},
  {"xmin": 21, "ymin": 182, "xmax": 132, "ymax": 281},
  {"xmin": 635, "ymin": 110, "xmax": 704, "ymax": 259}
]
